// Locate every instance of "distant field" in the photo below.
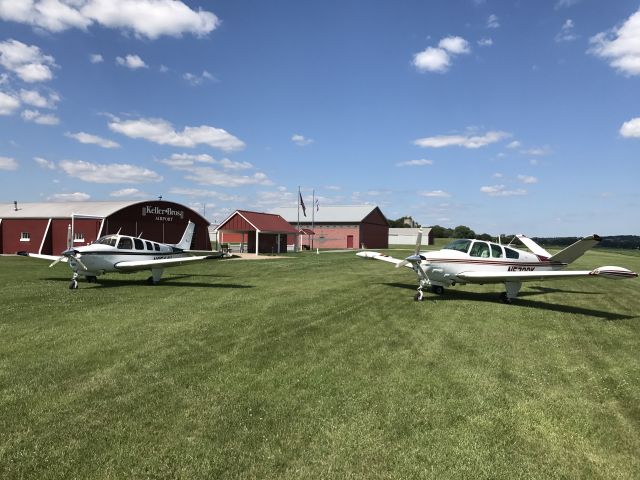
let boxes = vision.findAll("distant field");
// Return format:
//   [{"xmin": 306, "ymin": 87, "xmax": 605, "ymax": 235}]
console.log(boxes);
[{"xmin": 1, "ymin": 249, "xmax": 639, "ymax": 479}]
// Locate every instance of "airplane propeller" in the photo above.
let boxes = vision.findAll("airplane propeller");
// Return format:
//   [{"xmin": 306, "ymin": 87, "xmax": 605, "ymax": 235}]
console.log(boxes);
[
  {"xmin": 49, "ymin": 248, "xmax": 88, "ymax": 270},
  {"xmin": 397, "ymin": 229, "xmax": 426, "ymax": 268}
]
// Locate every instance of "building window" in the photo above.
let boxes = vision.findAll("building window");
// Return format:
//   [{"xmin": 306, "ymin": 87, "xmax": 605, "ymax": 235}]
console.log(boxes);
[
  {"xmin": 73, "ymin": 232, "xmax": 85, "ymax": 243},
  {"xmin": 20, "ymin": 232, "xmax": 30, "ymax": 242}
]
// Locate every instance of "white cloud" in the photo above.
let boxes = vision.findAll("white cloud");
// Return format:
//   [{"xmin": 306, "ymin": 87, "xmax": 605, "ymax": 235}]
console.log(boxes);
[
  {"xmin": 620, "ymin": 117, "xmax": 640, "ymax": 137},
  {"xmin": 0, "ymin": 91, "xmax": 20, "ymax": 114},
  {"xmin": 108, "ymin": 116, "xmax": 245, "ymax": 151},
  {"xmin": 0, "ymin": 39, "xmax": 55, "ymax": 82},
  {"xmin": 65, "ymin": 131, "xmax": 120, "ymax": 148},
  {"xmin": 521, "ymin": 146, "xmax": 551, "ymax": 156},
  {"xmin": 478, "ymin": 38, "xmax": 493, "ymax": 47},
  {"xmin": 396, "ymin": 159, "xmax": 434, "ymax": 167},
  {"xmin": 413, "ymin": 46, "xmax": 450, "ymax": 73},
  {"xmin": 116, "ymin": 54, "xmax": 147, "ymax": 70},
  {"xmin": 555, "ymin": 0, "xmax": 583, "ymax": 9},
  {"xmin": 506, "ymin": 140, "xmax": 521, "ymax": 149},
  {"xmin": 419, "ymin": 190, "xmax": 451, "ymax": 197},
  {"xmin": 589, "ymin": 9, "xmax": 640, "ymax": 76},
  {"xmin": 22, "ymin": 109, "xmax": 59, "ymax": 125},
  {"xmin": 517, "ymin": 174, "xmax": 538, "ymax": 184},
  {"xmin": 438, "ymin": 36, "xmax": 470, "ymax": 55},
  {"xmin": 183, "ymin": 167, "xmax": 272, "ymax": 187},
  {"xmin": 0, "ymin": 0, "xmax": 220, "ymax": 39},
  {"xmin": 480, "ymin": 185, "xmax": 527, "ymax": 197},
  {"xmin": 47, "ymin": 192, "xmax": 91, "ymax": 202},
  {"xmin": 414, "ymin": 130, "xmax": 510, "ymax": 148},
  {"xmin": 183, "ymin": 70, "xmax": 215, "ymax": 85},
  {"xmin": 89, "ymin": 53, "xmax": 103, "ymax": 63},
  {"xmin": 34, "ymin": 156, "xmax": 56, "ymax": 169},
  {"xmin": 159, "ymin": 153, "xmax": 252, "ymax": 170},
  {"xmin": 291, "ymin": 134, "xmax": 314, "ymax": 146},
  {"xmin": 0, "ymin": 155, "xmax": 18, "ymax": 170},
  {"xmin": 487, "ymin": 14, "xmax": 500, "ymax": 29},
  {"xmin": 59, "ymin": 159, "xmax": 162, "ymax": 183},
  {"xmin": 19, "ymin": 89, "xmax": 59, "ymax": 109},
  {"xmin": 109, "ymin": 188, "xmax": 147, "ymax": 198},
  {"xmin": 169, "ymin": 187, "xmax": 243, "ymax": 202},
  {"xmin": 556, "ymin": 19, "xmax": 578, "ymax": 42}
]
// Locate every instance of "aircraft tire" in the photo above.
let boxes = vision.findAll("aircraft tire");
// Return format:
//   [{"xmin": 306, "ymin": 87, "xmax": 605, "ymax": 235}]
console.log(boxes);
[
  {"xmin": 147, "ymin": 276, "xmax": 156, "ymax": 285},
  {"xmin": 432, "ymin": 285, "xmax": 444, "ymax": 295},
  {"xmin": 69, "ymin": 279, "xmax": 78, "ymax": 290},
  {"xmin": 414, "ymin": 292, "xmax": 423, "ymax": 301},
  {"xmin": 500, "ymin": 292, "xmax": 513, "ymax": 304}
]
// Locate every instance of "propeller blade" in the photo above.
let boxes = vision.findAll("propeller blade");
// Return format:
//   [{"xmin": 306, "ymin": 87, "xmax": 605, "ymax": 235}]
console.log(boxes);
[
  {"xmin": 49, "ymin": 256, "xmax": 64, "ymax": 268},
  {"xmin": 73, "ymin": 254, "xmax": 88, "ymax": 271},
  {"xmin": 414, "ymin": 229, "xmax": 423, "ymax": 256},
  {"xmin": 397, "ymin": 254, "xmax": 424, "ymax": 268},
  {"xmin": 396, "ymin": 260, "xmax": 409, "ymax": 268}
]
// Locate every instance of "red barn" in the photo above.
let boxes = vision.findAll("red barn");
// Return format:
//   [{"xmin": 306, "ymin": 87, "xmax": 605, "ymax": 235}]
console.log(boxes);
[
  {"xmin": 216, "ymin": 210, "xmax": 298, "ymax": 254},
  {"xmin": 270, "ymin": 205, "xmax": 389, "ymax": 250},
  {"xmin": 0, "ymin": 200, "xmax": 211, "ymax": 255}
]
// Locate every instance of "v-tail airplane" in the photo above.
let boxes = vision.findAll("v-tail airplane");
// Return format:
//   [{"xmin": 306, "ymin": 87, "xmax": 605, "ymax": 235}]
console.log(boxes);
[
  {"xmin": 19, "ymin": 221, "xmax": 224, "ymax": 289},
  {"xmin": 357, "ymin": 232, "xmax": 637, "ymax": 303}
]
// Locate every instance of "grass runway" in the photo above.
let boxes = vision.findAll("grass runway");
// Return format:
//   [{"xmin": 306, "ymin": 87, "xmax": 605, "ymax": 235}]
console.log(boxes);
[{"xmin": 1, "ymin": 247, "xmax": 639, "ymax": 479}]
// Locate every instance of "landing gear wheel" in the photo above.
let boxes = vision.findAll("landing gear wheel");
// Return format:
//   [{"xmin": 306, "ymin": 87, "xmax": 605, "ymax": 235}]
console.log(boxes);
[
  {"xmin": 431, "ymin": 285, "xmax": 444, "ymax": 295},
  {"xmin": 147, "ymin": 276, "xmax": 156, "ymax": 285},
  {"xmin": 500, "ymin": 292, "xmax": 513, "ymax": 304},
  {"xmin": 69, "ymin": 279, "xmax": 78, "ymax": 290},
  {"xmin": 414, "ymin": 291, "xmax": 424, "ymax": 302},
  {"xmin": 86, "ymin": 275, "xmax": 97, "ymax": 283}
]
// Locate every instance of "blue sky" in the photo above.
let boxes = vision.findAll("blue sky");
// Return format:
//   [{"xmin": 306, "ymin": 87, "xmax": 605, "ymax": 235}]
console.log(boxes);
[{"xmin": 0, "ymin": 0, "xmax": 639, "ymax": 236}]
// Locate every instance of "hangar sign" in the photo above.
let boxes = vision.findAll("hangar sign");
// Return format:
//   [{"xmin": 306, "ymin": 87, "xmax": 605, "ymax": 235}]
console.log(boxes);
[{"xmin": 142, "ymin": 205, "xmax": 184, "ymax": 222}]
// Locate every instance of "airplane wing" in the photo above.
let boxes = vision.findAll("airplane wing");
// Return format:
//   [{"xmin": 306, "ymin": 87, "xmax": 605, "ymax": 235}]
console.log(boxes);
[
  {"xmin": 456, "ymin": 266, "xmax": 637, "ymax": 284},
  {"xmin": 356, "ymin": 251, "xmax": 414, "ymax": 268},
  {"xmin": 114, "ymin": 255, "xmax": 220, "ymax": 272},
  {"xmin": 17, "ymin": 252, "xmax": 67, "ymax": 262}
]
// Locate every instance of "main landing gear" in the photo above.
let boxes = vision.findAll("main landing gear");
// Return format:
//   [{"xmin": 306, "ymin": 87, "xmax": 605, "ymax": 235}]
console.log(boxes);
[
  {"xmin": 414, "ymin": 285, "xmax": 445, "ymax": 301},
  {"xmin": 69, "ymin": 272, "xmax": 79, "ymax": 290}
]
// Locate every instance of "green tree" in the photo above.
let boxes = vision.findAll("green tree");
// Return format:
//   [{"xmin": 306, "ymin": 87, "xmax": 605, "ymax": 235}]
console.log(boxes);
[{"xmin": 453, "ymin": 225, "xmax": 476, "ymax": 239}]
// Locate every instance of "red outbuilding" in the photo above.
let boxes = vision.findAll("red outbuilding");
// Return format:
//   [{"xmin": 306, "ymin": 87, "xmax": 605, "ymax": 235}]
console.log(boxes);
[
  {"xmin": 216, "ymin": 210, "xmax": 298, "ymax": 254},
  {"xmin": 0, "ymin": 200, "xmax": 211, "ymax": 255},
  {"xmin": 270, "ymin": 205, "xmax": 389, "ymax": 250}
]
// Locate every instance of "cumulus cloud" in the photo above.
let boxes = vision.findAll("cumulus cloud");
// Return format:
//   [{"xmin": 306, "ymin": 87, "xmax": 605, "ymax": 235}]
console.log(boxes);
[
  {"xmin": 291, "ymin": 134, "xmax": 314, "ymax": 146},
  {"xmin": 0, "ymin": 0, "xmax": 220, "ymax": 39},
  {"xmin": 413, "ymin": 36, "xmax": 470, "ymax": 73},
  {"xmin": 521, "ymin": 146, "xmax": 551, "ymax": 156},
  {"xmin": 116, "ymin": 54, "xmax": 147, "ymax": 69},
  {"xmin": 169, "ymin": 187, "xmax": 243, "ymax": 202},
  {"xmin": 555, "ymin": 0, "xmax": 583, "ymax": 9},
  {"xmin": 480, "ymin": 185, "xmax": 527, "ymax": 197},
  {"xmin": 108, "ymin": 116, "xmax": 245, "ymax": 151},
  {"xmin": 89, "ymin": 53, "xmax": 103, "ymax": 63},
  {"xmin": 34, "ymin": 156, "xmax": 56, "ymax": 169},
  {"xmin": 0, "ymin": 91, "xmax": 20, "ymax": 114},
  {"xmin": 517, "ymin": 174, "xmax": 538, "ymax": 184},
  {"xmin": 0, "ymin": 155, "xmax": 18, "ymax": 170},
  {"xmin": 487, "ymin": 14, "xmax": 500, "ymax": 29},
  {"xmin": 0, "ymin": 39, "xmax": 56, "ymax": 82},
  {"xmin": 183, "ymin": 167, "xmax": 272, "ymax": 187},
  {"xmin": 109, "ymin": 188, "xmax": 148, "ymax": 198},
  {"xmin": 414, "ymin": 130, "xmax": 510, "ymax": 148},
  {"xmin": 183, "ymin": 70, "xmax": 215, "ymax": 85},
  {"xmin": 22, "ymin": 109, "xmax": 59, "ymax": 125},
  {"xmin": 59, "ymin": 159, "xmax": 162, "ymax": 183},
  {"xmin": 159, "ymin": 153, "xmax": 252, "ymax": 170},
  {"xmin": 47, "ymin": 192, "xmax": 91, "ymax": 202},
  {"xmin": 65, "ymin": 131, "xmax": 120, "ymax": 148},
  {"xmin": 620, "ymin": 117, "xmax": 640, "ymax": 137},
  {"xmin": 396, "ymin": 159, "xmax": 434, "ymax": 167},
  {"xmin": 419, "ymin": 190, "xmax": 451, "ymax": 197},
  {"xmin": 478, "ymin": 38, "xmax": 493, "ymax": 47},
  {"xmin": 556, "ymin": 19, "xmax": 579, "ymax": 42},
  {"xmin": 589, "ymin": 9, "xmax": 640, "ymax": 76},
  {"xmin": 19, "ymin": 89, "xmax": 60, "ymax": 109}
]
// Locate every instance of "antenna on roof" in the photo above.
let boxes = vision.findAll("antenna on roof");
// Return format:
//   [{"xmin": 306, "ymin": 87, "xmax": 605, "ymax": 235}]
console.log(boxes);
[
  {"xmin": 14, "ymin": 200, "xmax": 18, "ymax": 211},
  {"xmin": 158, "ymin": 195, "xmax": 163, "ymax": 201}
]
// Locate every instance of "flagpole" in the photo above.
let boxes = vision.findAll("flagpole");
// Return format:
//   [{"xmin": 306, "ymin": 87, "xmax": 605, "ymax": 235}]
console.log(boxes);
[
  {"xmin": 297, "ymin": 185, "xmax": 300, "ymax": 252},
  {"xmin": 311, "ymin": 189, "xmax": 315, "ymax": 250}
]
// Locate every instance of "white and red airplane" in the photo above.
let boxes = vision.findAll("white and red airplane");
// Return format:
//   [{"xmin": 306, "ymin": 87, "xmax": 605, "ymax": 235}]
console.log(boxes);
[
  {"xmin": 19, "ymin": 221, "xmax": 223, "ymax": 289},
  {"xmin": 357, "ymin": 232, "xmax": 637, "ymax": 303}
]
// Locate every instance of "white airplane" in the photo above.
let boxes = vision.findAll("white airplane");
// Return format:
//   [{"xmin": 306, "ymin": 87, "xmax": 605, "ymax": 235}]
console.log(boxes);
[
  {"xmin": 357, "ymin": 232, "xmax": 638, "ymax": 303},
  {"xmin": 19, "ymin": 221, "xmax": 223, "ymax": 289}
]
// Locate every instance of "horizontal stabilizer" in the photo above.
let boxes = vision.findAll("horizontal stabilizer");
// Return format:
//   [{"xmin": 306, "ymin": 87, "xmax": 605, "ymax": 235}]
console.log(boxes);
[{"xmin": 549, "ymin": 235, "xmax": 601, "ymax": 264}]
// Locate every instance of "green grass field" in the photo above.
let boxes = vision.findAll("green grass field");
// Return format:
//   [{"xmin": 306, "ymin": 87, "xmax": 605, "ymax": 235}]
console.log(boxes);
[{"xmin": 1, "ymin": 248, "xmax": 639, "ymax": 479}]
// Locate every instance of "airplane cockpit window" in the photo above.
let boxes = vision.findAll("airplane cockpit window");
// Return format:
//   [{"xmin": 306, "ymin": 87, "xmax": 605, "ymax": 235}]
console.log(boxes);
[
  {"xmin": 154, "ymin": 243, "xmax": 160, "ymax": 251},
  {"xmin": 118, "ymin": 237, "xmax": 133, "ymax": 249},
  {"xmin": 134, "ymin": 238, "xmax": 144, "ymax": 250},
  {"xmin": 443, "ymin": 239, "xmax": 472, "ymax": 253},
  {"xmin": 490, "ymin": 244, "xmax": 504, "ymax": 258},
  {"xmin": 97, "ymin": 236, "xmax": 118, "ymax": 247},
  {"xmin": 145, "ymin": 241, "xmax": 153, "ymax": 250},
  {"xmin": 505, "ymin": 247, "xmax": 519, "ymax": 259},
  {"xmin": 470, "ymin": 241, "xmax": 490, "ymax": 258}
]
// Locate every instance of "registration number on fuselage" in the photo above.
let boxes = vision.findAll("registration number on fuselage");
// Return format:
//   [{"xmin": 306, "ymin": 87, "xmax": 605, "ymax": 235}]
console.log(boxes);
[{"xmin": 507, "ymin": 266, "xmax": 536, "ymax": 272}]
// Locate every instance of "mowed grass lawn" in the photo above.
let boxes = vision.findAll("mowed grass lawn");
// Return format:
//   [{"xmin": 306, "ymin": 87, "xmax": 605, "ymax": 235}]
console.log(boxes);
[{"xmin": 1, "ymin": 248, "xmax": 639, "ymax": 479}]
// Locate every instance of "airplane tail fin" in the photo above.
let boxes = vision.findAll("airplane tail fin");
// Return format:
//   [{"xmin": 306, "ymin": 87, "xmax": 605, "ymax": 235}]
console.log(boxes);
[
  {"xmin": 549, "ymin": 235, "xmax": 601, "ymax": 264},
  {"xmin": 515, "ymin": 234, "xmax": 551, "ymax": 258},
  {"xmin": 174, "ymin": 221, "xmax": 196, "ymax": 250}
]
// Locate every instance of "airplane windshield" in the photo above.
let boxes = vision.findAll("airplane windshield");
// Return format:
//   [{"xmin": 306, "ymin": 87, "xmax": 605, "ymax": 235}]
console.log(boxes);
[
  {"xmin": 96, "ymin": 236, "xmax": 117, "ymax": 247},
  {"xmin": 442, "ymin": 239, "xmax": 472, "ymax": 253}
]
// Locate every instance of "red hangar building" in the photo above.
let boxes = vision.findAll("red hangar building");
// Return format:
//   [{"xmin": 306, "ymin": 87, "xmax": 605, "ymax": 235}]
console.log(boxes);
[
  {"xmin": 0, "ymin": 200, "xmax": 211, "ymax": 255},
  {"xmin": 270, "ymin": 205, "xmax": 389, "ymax": 250}
]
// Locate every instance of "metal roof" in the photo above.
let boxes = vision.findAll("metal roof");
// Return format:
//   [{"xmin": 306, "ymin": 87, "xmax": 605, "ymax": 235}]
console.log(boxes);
[
  {"xmin": 216, "ymin": 210, "xmax": 298, "ymax": 234},
  {"xmin": 271, "ymin": 205, "xmax": 383, "ymax": 223},
  {"xmin": 1, "ymin": 201, "xmax": 139, "ymax": 219}
]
